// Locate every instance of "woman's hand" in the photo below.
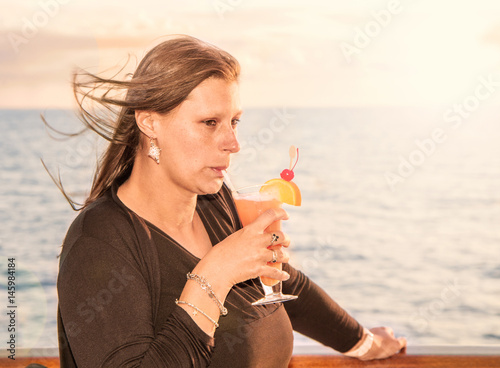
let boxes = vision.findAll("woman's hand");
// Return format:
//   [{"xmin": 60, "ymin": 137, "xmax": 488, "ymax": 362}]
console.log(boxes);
[
  {"xmin": 359, "ymin": 326, "xmax": 406, "ymax": 360},
  {"xmin": 196, "ymin": 207, "xmax": 291, "ymax": 293}
]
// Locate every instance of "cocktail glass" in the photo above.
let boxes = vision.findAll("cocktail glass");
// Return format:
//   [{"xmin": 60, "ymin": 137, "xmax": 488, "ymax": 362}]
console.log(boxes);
[{"xmin": 233, "ymin": 185, "xmax": 298, "ymax": 305}]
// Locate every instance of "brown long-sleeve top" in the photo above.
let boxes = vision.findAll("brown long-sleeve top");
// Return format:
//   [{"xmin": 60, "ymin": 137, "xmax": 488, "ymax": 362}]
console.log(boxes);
[{"xmin": 57, "ymin": 184, "xmax": 363, "ymax": 367}]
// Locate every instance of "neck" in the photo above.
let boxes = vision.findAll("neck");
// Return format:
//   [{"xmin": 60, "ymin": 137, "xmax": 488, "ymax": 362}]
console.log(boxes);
[{"xmin": 118, "ymin": 157, "xmax": 197, "ymax": 230}]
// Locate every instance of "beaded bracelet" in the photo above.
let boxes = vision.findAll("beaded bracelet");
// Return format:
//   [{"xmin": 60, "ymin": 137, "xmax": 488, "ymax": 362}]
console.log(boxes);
[
  {"xmin": 175, "ymin": 299, "xmax": 219, "ymax": 330},
  {"xmin": 343, "ymin": 328, "xmax": 374, "ymax": 358},
  {"xmin": 186, "ymin": 272, "xmax": 228, "ymax": 316}
]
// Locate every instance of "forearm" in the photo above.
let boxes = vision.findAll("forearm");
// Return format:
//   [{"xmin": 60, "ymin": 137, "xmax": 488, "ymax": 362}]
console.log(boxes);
[
  {"xmin": 58, "ymin": 239, "xmax": 217, "ymax": 367},
  {"xmin": 178, "ymin": 219, "xmax": 290, "ymax": 336},
  {"xmin": 60, "ymin": 284, "xmax": 216, "ymax": 368},
  {"xmin": 282, "ymin": 264, "xmax": 364, "ymax": 352},
  {"xmin": 103, "ymin": 307, "xmax": 215, "ymax": 367},
  {"xmin": 178, "ymin": 260, "xmax": 233, "ymax": 336}
]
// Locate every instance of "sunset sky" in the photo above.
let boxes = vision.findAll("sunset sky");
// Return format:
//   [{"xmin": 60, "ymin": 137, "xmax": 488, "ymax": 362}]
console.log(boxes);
[{"xmin": 2, "ymin": 0, "xmax": 500, "ymax": 108}]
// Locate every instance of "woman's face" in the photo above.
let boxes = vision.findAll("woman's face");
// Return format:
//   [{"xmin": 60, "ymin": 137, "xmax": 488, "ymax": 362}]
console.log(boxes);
[{"xmin": 153, "ymin": 77, "xmax": 242, "ymax": 195}]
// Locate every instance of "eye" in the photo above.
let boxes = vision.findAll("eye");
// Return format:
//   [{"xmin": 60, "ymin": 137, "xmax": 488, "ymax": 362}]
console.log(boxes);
[
  {"xmin": 231, "ymin": 118, "xmax": 240, "ymax": 127},
  {"xmin": 203, "ymin": 119, "xmax": 217, "ymax": 127}
]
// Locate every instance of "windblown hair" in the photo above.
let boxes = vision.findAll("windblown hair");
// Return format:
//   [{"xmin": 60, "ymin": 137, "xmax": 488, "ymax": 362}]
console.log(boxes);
[{"xmin": 69, "ymin": 35, "xmax": 240, "ymax": 208}]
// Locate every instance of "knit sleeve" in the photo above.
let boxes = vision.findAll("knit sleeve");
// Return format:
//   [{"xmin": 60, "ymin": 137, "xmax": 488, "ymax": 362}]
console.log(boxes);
[
  {"xmin": 58, "ymin": 235, "xmax": 214, "ymax": 368},
  {"xmin": 281, "ymin": 263, "xmax": 364, "ymax": 353}
]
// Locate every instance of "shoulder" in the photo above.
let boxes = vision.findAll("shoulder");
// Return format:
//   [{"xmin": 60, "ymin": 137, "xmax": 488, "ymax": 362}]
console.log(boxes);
[
  {"xmin": 59, "ymin": 190, "xmax": 142, "ymax": 266},
  {"xmin": 69, "ymin": 191, "xmax": 133, "ymax": 239},
  {"xmin": 57, "ymin": 189, "xmax": 156, "ymax": 296}
]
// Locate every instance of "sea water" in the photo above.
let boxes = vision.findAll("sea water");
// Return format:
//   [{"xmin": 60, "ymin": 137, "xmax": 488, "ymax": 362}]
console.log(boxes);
[{"xmin": 1, "ymin": 107, "xmax": 499, "ymax": 353}]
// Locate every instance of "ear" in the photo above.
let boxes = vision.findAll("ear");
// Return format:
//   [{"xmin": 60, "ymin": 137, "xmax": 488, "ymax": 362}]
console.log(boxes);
[{"xmin": 135, "ymin": 110, "xmax": 156, "ymax": 138}]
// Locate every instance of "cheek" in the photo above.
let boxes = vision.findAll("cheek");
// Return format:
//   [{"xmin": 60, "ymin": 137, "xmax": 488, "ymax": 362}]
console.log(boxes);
[
  {"xmin": 177, "ymin": 128, "xmax": 215, "ymax": 153},
  {"xmin": 171, "ymin": 136, "xmax": 206, "ymax": 166},
  {"xmin": 160, "ymin": 125, "xmax": 214, "ymax": 168},
  {"xmin": 161, "ymin": 127, "xmax": 193, "ymax": 153}
]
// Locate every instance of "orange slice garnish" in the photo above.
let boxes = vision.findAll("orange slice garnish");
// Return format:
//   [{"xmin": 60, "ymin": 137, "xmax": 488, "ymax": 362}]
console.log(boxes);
[{"xmin": 260, "ymin": 178, "xmax": 301, "ymax": 206}]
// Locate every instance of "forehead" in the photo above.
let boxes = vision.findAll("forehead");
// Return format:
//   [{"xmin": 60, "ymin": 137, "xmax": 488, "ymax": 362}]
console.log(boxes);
[{"xmin": 183, "ymin": 78, "xmax": 241, "ymax": 114}]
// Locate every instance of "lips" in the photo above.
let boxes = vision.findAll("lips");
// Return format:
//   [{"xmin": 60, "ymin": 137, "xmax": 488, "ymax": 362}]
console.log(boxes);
[{"xmin": 211, "ymin": 166, "xmax": 229, "ymax": 177}]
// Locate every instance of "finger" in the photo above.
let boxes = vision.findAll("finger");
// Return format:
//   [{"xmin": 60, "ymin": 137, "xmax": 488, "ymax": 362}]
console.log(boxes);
[
  {"xmin": 383, "ymin": 326, "xmax": 395, "ymax": 337},
  {"xmin": 251, "ymin": 208, "xmax": 289, "ymax": 230},
  {"xmin": 261, "ymin": 231, "xmax": 286, "ymax": 247},
  {"xmin": 267, "ymin": 232, "xmax": 290, "ymax": 248},
  {"xmin": 280, "ymin": 235, "xmax": 291, "ymax": 248},
  {"xmin": 370, "ymin": 326, "xmax": 394, "ymax": 338},
  {"xmin": 398, "ymin": 337, "xmax": 407, "ymax": 350},
  {"xmin": 267, "ymin": 247, "xmax": 290, "ymax": 264},
  {"xmin": 267, "ymin": 248, "xmax": 278, "ymax": 263},
  {"xmin": 261, "ymin": 265, "xmax": 290, "ymax": 281},
  {"xmin": 385, "ymin": 336, "xmax": 406, "ymax": 358}
]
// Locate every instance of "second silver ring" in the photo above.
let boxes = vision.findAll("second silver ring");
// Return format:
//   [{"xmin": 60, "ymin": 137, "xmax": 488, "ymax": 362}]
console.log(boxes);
[{"xmin": 271, "ymin": 249, "xmax": 278, "ymax": 263}]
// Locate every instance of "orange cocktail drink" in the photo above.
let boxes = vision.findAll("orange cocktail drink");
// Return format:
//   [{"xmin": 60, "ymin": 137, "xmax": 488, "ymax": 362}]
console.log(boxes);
[
  {"xmin": 233, "ymin": 190, "xmax": 282, "ymax": 287},
  {"xmin": 230, "ymin": 146, "xmax": 301, "ymax": 305}
]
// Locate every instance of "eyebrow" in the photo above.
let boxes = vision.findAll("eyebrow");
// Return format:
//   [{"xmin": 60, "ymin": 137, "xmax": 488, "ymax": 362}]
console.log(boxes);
[{"xmin": 193, "ymin": 108, "xmax": 243, "ymax": 118}]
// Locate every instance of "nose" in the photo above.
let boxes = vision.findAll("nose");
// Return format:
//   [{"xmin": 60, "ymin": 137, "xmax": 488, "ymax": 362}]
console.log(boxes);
[{"xmin": 221, "ymin": 124, "xmax": 240, "ymax": 154}]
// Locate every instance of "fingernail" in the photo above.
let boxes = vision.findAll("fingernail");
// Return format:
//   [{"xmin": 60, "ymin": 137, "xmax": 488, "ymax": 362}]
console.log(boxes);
[{"xmin": 283, "ymin": 272, "xmax": 290, "ymax": 281}]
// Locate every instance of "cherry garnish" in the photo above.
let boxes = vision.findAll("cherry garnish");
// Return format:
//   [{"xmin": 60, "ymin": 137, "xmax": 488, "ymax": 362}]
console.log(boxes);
[
  {"xmin": 280, "ymin": 146, "xmax": 299, "ymax": 182},
  {"xmin": 280, "ymin": 169, "xmax": 294, "ymax": 181}
]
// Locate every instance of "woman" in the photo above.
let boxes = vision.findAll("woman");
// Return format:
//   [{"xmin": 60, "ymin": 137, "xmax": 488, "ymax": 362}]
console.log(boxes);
[{"xmin": 57, "ymin": 35, "xmax": 406, "ymax": 367}]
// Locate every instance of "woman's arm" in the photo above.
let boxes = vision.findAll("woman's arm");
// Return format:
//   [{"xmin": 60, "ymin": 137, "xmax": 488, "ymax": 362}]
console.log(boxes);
[
  {"xmin": 58, "ymin": 237, "xmax": 214, "ymax": 368},
  {"xmin": 282, "ymin": 264, "xmax": 405, "ymax": 359},
  {"xmin": 181, "ymin": 206, "xmax": 292, "ymax": 335},
  {"xmin": 281, "ymin": 264, "xmax": 364, "ymax": 352}
]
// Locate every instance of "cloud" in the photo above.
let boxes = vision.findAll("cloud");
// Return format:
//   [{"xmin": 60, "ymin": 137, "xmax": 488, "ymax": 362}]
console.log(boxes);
[{"xmin": 2, "ymin": 1, "xmax": 500, "ymax": 108}]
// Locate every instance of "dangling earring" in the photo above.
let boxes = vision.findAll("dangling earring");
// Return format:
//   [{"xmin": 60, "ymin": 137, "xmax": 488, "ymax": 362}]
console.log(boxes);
[{"xmin": 148, "ymin": 136, "xmax": 161, "ymax": 164}]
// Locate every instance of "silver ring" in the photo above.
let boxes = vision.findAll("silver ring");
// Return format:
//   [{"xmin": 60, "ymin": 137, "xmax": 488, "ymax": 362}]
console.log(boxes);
[
  {"xmin": 271, "ymin": 250, "xmax": 278, "ymax": 263},
  {"xmin": 270, "ymin": 233, "xmax": 279, "ymax": 246}
]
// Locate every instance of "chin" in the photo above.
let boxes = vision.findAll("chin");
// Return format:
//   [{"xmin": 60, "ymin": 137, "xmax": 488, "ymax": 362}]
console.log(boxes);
[{"xmin": 199, "ymin": 178, "xmax": 224, "ymax": 195}]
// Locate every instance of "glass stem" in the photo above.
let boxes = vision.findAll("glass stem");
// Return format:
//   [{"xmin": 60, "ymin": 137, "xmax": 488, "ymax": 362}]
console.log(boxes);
[{"xmin": 261, "ymin": 281, "xmax": 282, "ymax": 296}]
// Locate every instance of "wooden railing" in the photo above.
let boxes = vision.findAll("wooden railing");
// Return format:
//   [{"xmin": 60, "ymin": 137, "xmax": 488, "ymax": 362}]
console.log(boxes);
[
  {"xmin": 1, "ymin": 346, "xmax": 499, "ymax": 367},
  {"xmin": 289, "ymin": 353, "xmax": 500, "ymax": 367},
  {"xmin": 1, "ymin": 356, "xmax": 59, "ymax": 368},
  {"xmin": 288, "ymin": 346, "xmax": 500, "ymax": 368}
]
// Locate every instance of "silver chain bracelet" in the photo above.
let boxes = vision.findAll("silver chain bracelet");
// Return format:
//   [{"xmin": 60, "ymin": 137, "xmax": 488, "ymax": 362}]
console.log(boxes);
[
  {"xmin": 175, "ymin": 299, "xmax": 219, "ymax": 330},
  {"xmin": 187, "ymin": 272, "xmax": 228, "ymax": 316}
]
